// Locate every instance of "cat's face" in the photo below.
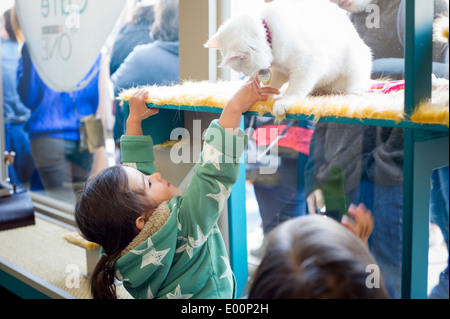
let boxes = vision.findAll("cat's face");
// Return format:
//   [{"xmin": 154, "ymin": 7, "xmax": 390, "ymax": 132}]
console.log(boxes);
[
  {"xmin": 205, "ymin": 14, "xmax": 272, "ymax": 76},
  {"xmin": 330, "ymin": 0, "xmax": 373, "ymax": 13}
]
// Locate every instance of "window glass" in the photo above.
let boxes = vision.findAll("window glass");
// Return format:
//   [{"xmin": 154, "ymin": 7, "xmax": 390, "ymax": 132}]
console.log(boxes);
[
  {"xmin": 234, "ymin": 0, "xmax": 448, "ymax": 299},
  {"xmin": 0, "ymin": 0, "xmax": 169, "ymax": 209},
  {"xmin": 1, "ymin": 0, "xmax": 447, "ymax": 299},
  {"xmin": 428, "ymin": 0, "xmax": 449, "ymax": 299}
]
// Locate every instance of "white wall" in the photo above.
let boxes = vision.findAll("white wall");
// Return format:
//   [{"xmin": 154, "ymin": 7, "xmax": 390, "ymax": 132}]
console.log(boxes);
[{"xmin": 0, "ymin": 0, "xmax": 15, "ymax": 16}]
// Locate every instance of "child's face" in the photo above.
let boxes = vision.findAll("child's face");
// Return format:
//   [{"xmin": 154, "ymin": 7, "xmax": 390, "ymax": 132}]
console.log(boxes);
[{"xmin": 123, "ymin": 166, "xmax": 181, "ymax": 207}]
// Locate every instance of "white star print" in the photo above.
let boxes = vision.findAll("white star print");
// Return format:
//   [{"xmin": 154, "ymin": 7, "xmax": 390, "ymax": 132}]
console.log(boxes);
[
  {"xmin": 115, "ymin": 269, "xmax": 124, "ymax": 281},
  {"xmin": 176, "ymin": 227, "xmax": 220, "ymax": 259},
  {"xmin": 130, "ymin": 238, "xmax": 154, "ymax": 255},
  {"xmin": 147, "ymin": 284, "xmax": 154, "ymax": 299},
  {"xmin": 206, "ymin": 180, "xmax": 232, "ymax": 212},
  {"xmin": 129, "ymin": 238, "xmax": 170, "ymax": 269},
  {"xmin": 166, "ymin": 284, "xmax": 193, "ymax": 299},
  {"xmin": 175, "ymin": 236, "xmax": 194, "ymax": 258},
  {"xmin": 140, "ymin": 247, "xmax": 170, "ymax": 269},
  {"xmin": 201, "ymin": 143, "xmax": 223, "ymax": 171},
  {"xmin": 189, "ymin": 225, "xmax": 220, "ymax": 248},
  {"xmin": 220, "ymin": 256, "xmax": 234, "ymax": 289},
  {"xmin": 176, "ymin": 206, "xmax": 182, "ymax": 231}
]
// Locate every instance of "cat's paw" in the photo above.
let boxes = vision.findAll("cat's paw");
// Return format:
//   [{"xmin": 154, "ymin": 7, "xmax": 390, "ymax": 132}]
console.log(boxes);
[{"xmin": 272, "ymin": 98, "xmax": 294, "ymax": 117}]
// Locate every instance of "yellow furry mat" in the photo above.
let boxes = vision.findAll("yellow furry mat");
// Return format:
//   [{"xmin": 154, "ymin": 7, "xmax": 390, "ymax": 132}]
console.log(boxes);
[{"xmin": 119, "ymin": 79, "xmax": 449, "ymax": 127}]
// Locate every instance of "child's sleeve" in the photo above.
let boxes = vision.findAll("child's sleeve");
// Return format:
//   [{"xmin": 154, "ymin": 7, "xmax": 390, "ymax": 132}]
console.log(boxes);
[
  {"xmin": 177, "ymin": 120, "xmax": 248, "ymax": 238},
  {"xmin": 120, "ymin": 135, "xmax": 156, "ymax": 175}
]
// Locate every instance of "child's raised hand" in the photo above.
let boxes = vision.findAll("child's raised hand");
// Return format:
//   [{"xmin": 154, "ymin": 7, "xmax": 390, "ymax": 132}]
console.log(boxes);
[
  {"xmin": 128, "ymin": 89, "xmax": 159, "ymax": 123},
  {"xmin": 341, "ymin": 203, "xmax": 374, "ymax": 244},
  {"xmin": 126, "ymin": 89, "xmax": 159, "ymax": 136},
  {"xmin": 232, "ymin": 76, "xmax": 280, "ymax": 113},
  {"xmin": 219, "ymin": 77, "xmax": 279, "ymax": 132}
]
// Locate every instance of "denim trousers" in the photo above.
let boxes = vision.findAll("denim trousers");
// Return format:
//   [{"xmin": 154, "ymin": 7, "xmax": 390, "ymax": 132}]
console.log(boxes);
[
  {"xmin": 429, "ymin": 166, "xmax": 449, "ymax": 299},
  {"xmin": 349, "ymin": 179, "xmax": 403, "ymax": 299},
  {"xmin": 253, "ymin": 154, "xmax": 308, "ymax": 235}
]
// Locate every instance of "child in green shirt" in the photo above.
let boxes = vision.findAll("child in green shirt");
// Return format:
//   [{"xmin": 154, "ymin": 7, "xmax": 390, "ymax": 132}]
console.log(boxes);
[{"xmin": 75, "ymin": 77, "xmax": 279, "ymax": 299}]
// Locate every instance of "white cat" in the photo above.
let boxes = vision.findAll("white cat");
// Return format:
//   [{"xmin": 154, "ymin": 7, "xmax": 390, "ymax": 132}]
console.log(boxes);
[{"xmin": 205, "ymin": 0, "xmax": 373, "ymax": 117}]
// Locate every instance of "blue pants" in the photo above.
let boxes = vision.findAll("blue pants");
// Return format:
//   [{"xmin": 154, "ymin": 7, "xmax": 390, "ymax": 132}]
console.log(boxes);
[
  {"xmin": 253, "ymin": 154, "xmax": 308, "ymax": 235},
  {"xmin": 4, "ymin": 123, "xmax": 42, "ymax": 190},
  {"xmin": 349, "ymin": 179, "xmax": 403, "ymax": 299},
  {"xmin": 429, "ymin": 166, "xmax": 449, "ymax": 299}
]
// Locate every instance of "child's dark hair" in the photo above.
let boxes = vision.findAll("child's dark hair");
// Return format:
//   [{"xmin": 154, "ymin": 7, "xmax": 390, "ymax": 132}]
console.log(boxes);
[
  {"xmin": 150, "ymin": 0, "xmax": 178, "ymax": 42},
  {"xmin": 3, "ymin": 9, "xmax": 17, "ymax": 42},
  {"xmin": 75, "ymin": 165, "xmax": 157, "ymax": 299},
  {"xmin": 248, "ymin": 215, "xmax": 389, "ymax": 299}
]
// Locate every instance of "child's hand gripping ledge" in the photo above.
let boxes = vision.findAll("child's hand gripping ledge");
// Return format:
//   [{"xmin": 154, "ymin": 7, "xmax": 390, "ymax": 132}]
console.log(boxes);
[{"xmin": 218, "ymin": 76, "xmax": 280, "ymax": 133}]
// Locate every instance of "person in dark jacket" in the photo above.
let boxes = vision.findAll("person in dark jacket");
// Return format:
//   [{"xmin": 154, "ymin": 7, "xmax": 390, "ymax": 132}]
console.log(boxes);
[
  {"xmin": 111, "ymin": 0, "xmax": 180, "ymax": 147},
  {"xmin": 109, "ymin": 3, "xmax": 155, "ymax": 77}
]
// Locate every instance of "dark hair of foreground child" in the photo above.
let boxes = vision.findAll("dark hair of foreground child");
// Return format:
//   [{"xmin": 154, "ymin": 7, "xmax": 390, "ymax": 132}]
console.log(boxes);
[{"xmin": 248, "ymin": 214, "xmax": 389, "ymax": 299}]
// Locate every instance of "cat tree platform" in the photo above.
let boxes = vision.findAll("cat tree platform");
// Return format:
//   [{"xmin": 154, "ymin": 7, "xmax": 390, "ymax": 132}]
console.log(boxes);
[{"xmin": 118, "ymin": 79, "xmax": 449, "ymax": 130}]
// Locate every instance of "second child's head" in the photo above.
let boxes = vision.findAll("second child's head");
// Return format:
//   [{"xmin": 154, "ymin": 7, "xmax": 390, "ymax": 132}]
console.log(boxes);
[
  {"xmin": 248, "ymin": 215, "xmax": 389, "ymax": 299},
  {"xmin": 75, "ymin": 165, "xmax": 181, "ymax": 256}
]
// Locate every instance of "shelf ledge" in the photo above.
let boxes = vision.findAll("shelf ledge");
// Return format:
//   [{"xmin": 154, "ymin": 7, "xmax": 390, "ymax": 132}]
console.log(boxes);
[{"xmin": 118, "ymin": 79, "xmax": 449, "ymax": 132}]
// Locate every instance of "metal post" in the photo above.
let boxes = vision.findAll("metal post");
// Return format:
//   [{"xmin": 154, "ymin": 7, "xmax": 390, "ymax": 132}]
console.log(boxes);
[
  {"xmin": 402, "ymin": 0, "xmax": 434, "ymax": 299},
  {"xmin": 227, "ymin": 117, "xmax": 248, "ymax": 297},
  {"xmin": 0, "ymin": 38, "xmax": 7, "ymax": 182}
]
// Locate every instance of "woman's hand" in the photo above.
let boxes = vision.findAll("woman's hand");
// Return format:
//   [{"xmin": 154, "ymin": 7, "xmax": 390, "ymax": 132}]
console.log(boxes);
[{"xmin": 307, "ymin": 189, "xmax": 325, "ymax": 214}]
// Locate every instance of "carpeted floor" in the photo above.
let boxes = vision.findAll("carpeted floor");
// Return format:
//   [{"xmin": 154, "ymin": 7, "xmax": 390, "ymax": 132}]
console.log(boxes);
[{"xmin": 0, "ymin": 217, "xmax": 131, "ymax": 299}]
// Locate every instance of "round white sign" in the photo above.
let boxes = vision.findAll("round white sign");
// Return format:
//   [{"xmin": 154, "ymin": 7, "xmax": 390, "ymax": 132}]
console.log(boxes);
[{"xmin": 15, "ymin": 0, "xmax": 126, "ymax": 92}]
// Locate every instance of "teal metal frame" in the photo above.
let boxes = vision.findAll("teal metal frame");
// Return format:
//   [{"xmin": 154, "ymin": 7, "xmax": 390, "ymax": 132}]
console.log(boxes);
[
  {"xmin": 226, "ymin": 118, "xmax": 248, "ymax": 297},
  {"xmin": 0, "ymin": 269, "xmax": 50, "ymax": 299},
  {"xmin": 401, "ymin": 0, "xmax": 449, "ymax": 299}
]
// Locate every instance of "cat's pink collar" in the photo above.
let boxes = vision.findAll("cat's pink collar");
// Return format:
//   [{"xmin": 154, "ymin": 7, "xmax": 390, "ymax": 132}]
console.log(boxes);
[{"xmin": 262, "ymin": 19, "xmax": 272, "ymax": 48}]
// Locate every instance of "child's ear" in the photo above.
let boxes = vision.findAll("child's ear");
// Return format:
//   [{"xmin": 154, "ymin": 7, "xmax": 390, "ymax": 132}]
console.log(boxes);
[{"xmin": 136, "ymin": 216, "xmax": 147, "ymax": 231}]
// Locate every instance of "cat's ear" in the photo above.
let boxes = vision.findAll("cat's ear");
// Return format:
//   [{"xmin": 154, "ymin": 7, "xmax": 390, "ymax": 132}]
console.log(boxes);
[
  {"xmin": 204, "ymin": 34, "xmax": 222, "ymax": 49},
  {"xmin": 220, "ymin": 52, "xmax": 248, "ymax": 68}
]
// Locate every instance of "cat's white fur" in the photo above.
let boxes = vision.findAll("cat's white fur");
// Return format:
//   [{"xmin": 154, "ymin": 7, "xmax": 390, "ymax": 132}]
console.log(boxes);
[
  {"xmin": 330, "ymin": 0, "xmax": 373, "ymax": 13},
  {"xmin": 205, "ymin": 0, "xmax": 373, "ymax": 117}
]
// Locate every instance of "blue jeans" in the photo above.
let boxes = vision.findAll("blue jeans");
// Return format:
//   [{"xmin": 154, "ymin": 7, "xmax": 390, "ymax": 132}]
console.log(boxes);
[
  {"xmin": 429, "ymin": 166, "xmax": 449, "ymax": 299},
  {"xmin": 254, "ymin": 183, "xmax": 307, "ymax": 234},
  {"xmin": 253, "ymin": 154, "xmax": 308, "ymax": 235},
  {"xmin": 4, "ymin": 123, "xmax": 38, "ymax": 187},
  {"xmin": 349, "ymin": 179, "xmax": 403, "ymax": 299}
]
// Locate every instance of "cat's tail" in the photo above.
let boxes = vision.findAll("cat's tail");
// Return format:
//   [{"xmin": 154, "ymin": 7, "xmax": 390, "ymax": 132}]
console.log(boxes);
[{"xmin": 434, "ymin": 15, "xmax": 449, "ymax": 43}]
